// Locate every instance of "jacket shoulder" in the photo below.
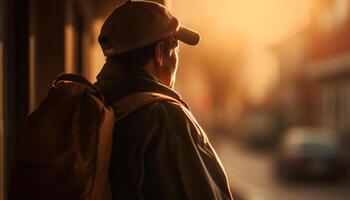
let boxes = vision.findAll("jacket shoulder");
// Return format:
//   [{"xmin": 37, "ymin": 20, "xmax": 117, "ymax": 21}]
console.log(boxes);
[
  {"xmin": 146, "ymin": 100, "xmax": 189, "ymax": 122},
  {"xmin": 142, "ymin": 100, "xmax": 199, "ymax": 143}
]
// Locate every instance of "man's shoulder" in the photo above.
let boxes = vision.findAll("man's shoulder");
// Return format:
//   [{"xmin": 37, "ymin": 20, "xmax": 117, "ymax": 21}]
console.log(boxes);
[
  {"xmin": 147, "ymin": 99, "xmax": 188, "ymax": 119},
  {"xmin": 120, "ymin": 99, "xmax": 191, "ymax": 129},
  {"xmin": 144, "ymin": 100, "xmax": 200, "ymax": 134},
  {"xmin": 117, "ymin": 98, "xmax": 186, "ymax": 123}
]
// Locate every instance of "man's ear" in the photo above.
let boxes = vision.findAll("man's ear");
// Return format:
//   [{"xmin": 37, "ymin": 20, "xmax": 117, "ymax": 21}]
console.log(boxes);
[{"xmin": 155, "ymin": 42, "xmax": 165, "ymax": 67}]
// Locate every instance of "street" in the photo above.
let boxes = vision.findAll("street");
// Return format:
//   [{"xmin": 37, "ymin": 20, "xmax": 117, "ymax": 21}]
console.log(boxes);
[{"xmin": 213, "ymin": 137, "xmax": 350, "ymax": 200}]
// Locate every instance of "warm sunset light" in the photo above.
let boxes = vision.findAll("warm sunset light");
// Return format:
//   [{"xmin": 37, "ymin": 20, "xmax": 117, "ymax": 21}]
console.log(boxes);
[
  {"xmin": 171, "ymin": 0, "xmax": 313, "ymax": 104},
  {"xmin": 3, "ymin": 0, "xmax": 350, "ymax": 199}
]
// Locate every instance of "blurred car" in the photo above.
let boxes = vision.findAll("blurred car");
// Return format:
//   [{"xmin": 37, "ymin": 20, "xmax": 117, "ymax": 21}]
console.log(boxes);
[
  {"xmin": 276, "ymin": 126, "xmax": 349, "ymax": 180},
  {"xmin": 238, "ymin": 112, "xmax": 283, "ymax": 148}
]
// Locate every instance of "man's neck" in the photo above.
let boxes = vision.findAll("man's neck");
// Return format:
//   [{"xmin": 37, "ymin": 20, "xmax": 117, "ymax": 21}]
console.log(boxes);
[{"xmin": 143, "ymin": 60, "xmax": 173, "ymax": 88}]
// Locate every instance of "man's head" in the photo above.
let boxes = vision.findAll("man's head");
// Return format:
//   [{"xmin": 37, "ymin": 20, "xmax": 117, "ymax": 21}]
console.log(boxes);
[
  {"xmin": 107, "ymin": 36, "xmax": 179, "ymax": 88},
  {"xmin": 98, "ymin": 0, "xmax": 199, "ymax": 88}
]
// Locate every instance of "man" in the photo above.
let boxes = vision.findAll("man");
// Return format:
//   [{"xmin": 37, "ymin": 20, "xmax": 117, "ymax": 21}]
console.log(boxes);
[{"xmin": 95, "ymin": 0, "xmax": 233, "ymax": 199}]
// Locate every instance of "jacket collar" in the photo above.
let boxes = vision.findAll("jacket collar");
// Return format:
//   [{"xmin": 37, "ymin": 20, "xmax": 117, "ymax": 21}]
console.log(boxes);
[{"xmin": 94, "ymin": 61, "xmax": 189, "ymax": 109}]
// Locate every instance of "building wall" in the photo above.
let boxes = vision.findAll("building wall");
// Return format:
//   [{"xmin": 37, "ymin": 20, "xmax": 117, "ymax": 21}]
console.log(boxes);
[
  {"xmin": 0, "ymin": 0, "xmax": 3, "ymax": 198},
  {"xmin": 275, "ymin": 30, "xmax": 313, "ymax": 126},
  {"xmin": 30, "ymin": 0, "xmax": 68, "ymax": 108},
  {"xmin": 29, "ymin": 0, "xmax": 97, "ymax": 108},
  {"xmin": 3, "ymin": 0, "xmax": 30, "ymax": 198},
  {"xmin": 307, "ymin": 0, "xmax": 350, "ymax": 132},
  {"xmin": 309, "ymin": 0, "xmax": 350, "ymax": 61},
  {"xmin": 319, "ymin": 77, "xmax": 350, "ymax": 131}
]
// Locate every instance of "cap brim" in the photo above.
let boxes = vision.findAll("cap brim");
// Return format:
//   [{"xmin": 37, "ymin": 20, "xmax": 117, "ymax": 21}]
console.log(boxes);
[{"xmin": 176, "ymin": 25, "xmax": 200, "ymax": 46}]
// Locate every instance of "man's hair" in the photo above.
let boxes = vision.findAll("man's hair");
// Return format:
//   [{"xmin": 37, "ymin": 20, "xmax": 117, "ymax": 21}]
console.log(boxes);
[
  {"xmin": 106, "ymin": 38, "xmax": 175, "ymax": 68},
  {"xmin": 106, "ymin": 43, "xmax": 157, "ymax": 67}
]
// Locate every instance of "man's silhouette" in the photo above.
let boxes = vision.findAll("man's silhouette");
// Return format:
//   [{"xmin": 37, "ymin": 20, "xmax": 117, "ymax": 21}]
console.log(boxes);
[{"xmin": 95, "ymin": 1, "xmax": 233, "ymax": 199}]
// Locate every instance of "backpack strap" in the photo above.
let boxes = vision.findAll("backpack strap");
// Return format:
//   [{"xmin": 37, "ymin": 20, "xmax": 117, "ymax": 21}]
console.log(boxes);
[
  {"xmin": 110, "ymin": 92, "xmax": 180, "ymax": 121},
  {"xmin": 53, "ymin": 73, "xmax": 104, "ymax": 101}
]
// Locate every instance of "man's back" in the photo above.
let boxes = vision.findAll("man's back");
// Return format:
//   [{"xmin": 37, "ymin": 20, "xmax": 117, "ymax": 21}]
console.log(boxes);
[{"xmin": 95, "ymin": 65, "xmax": 232, "ymax": 199}]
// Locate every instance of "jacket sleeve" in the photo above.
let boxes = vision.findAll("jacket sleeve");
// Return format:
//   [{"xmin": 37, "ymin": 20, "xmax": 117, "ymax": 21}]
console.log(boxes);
[{"xmin": 142, "ymin": 101, "xmax": 233, "ymax": 200}]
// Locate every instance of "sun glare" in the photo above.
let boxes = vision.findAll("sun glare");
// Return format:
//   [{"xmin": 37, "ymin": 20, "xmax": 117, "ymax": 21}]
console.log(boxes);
[{"xmin": 172, "ymin": 0, "xmax": 313, "ymax": 104}]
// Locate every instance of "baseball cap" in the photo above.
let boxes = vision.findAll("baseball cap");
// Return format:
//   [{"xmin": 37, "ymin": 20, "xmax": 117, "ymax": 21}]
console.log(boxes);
[{"xmin": 98, "ymin": 0, "xmax": 200, "ymax": 56}]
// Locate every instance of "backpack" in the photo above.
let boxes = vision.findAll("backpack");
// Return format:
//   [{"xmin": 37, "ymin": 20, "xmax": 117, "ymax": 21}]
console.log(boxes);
[{"xmin": 8, "ymin": 74, "xmax": 179, "ymax": 200}]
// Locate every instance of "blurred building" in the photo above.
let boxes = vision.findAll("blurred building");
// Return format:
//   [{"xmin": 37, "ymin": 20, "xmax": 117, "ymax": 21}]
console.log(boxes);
[
  {"xmin": 0, "ymin": 0, "xmax": 169, "ymax": 199},
  {"xmin": 273, "ymin": 29, "xmax": 312, "ymax": 127},
  {"xmin": 308, "ymin": 0, "xmax": 350, "ymax": 131},
  {"xmin": 274, "ymin": 0, "xmax": 350, "ymax": 132}
]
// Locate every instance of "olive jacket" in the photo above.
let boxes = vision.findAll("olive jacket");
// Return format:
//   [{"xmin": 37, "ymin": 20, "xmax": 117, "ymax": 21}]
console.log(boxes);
[{"xmin": 94, "ymin": 62, "xmax": 233, "ymax": 200}]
